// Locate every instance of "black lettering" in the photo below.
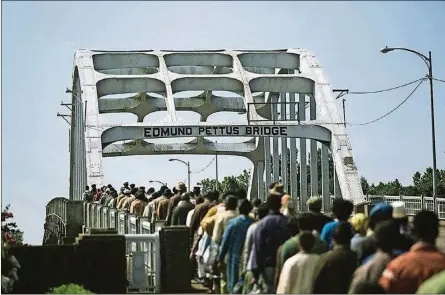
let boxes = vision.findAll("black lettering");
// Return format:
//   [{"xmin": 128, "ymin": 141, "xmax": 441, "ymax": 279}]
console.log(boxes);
[
  {"xmin": 206, "ymin": 127, "xmax": 212, "ymax": 135},
  {"xmin": 178, "ymin": 128, "xmax": 184, "ymax": 136},
  {"xmin": 161, "ymin": 128, "xmax": 170, "ymax": 137},
  {"xmin": 199, "ymin": 127, "xmax": 205, "ymax": 135},
  {"xmin": 264, "ymin": 127, "xmax": 271, "ymax": 135},
  {"xmin": 153, "ymin": 128, "xmax": 160, "ymax": 137},
  {"xmin": 186, "ymin": 127, "xmax": 193, "ymax": 135},
  {"xmin": 233, "ymin": 127, "xmax": 240, "ymax": 135},
  {"xmin": 144, "ymin": 128, "xmax": 151, "ymax": 137},
  {"xmin": 226, "ymin": 127, "xmax": 233, "ymax": 135},
  {"xmin": 245, "ymin": 127, "xmax": 251, "ymax": 135},
  {"xmin": 252, "ymin": 127, "xmax": 259, "ymax": 135},
  {"xmin": 272, "ymin": 127, "xmax": 279, "ymax": 136},
  {"xmin": 280, "ymin": 127, "xmax": 287, "ymax": 136}
]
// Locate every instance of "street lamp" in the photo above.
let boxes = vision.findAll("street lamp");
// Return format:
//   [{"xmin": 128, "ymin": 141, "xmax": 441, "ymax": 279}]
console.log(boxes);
[
  {"xmin": 169, "ymin": 158, "xmax": 191, "ymax": 191},
  {"xmin": 380, "ymin": 46, "xmax": 438, "ymax": 211},
  {"xmin": 149, "ymin": 180, "xmax": 167, "ymax": 186}
]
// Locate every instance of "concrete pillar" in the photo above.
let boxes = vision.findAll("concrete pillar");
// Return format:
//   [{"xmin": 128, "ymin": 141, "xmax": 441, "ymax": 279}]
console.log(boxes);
[
  {"xmin": 258, "ymin": 161, "xmax": 265, "ymax": 200},
  {"xmin": 334, "ymin": 167, "xmax": 342, "ymax": 199},
  {"xmin": 249, "ymin": 164, "xmax": 259, "ymax": 200},
  {"xmin": 310, "ymin": 95, "xmax": 318, "ymax": 197},
  {"xmin": 280, "ymin": 92, "xmax": 288, "ymax": 191},
  {"xmin": 264, "ymin": 136, "xmax": 272, "ymax": 192},
  {"xmin": 160, "ymin": 226, "xmax": 191, "ymax": 293},
  {"xmin": 272, "ymin": 102, "xmax": 279, "ymax": 181},
  {"xmin": 321, "ymin": 143, "xmax": 330, "ymax": 212},
  {"xmin": 289, "ymin": 93, "xmax": 298, "ymax": 200},
  {"xmin": 299, "ymin": 94, "xmax": 307, "ymax": 211}
]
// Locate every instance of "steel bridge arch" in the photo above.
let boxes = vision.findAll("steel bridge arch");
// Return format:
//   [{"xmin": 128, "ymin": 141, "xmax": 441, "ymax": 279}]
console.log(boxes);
[{"xmin": 68, "ymin": 49, "xmax": 365, "ymax": 207}]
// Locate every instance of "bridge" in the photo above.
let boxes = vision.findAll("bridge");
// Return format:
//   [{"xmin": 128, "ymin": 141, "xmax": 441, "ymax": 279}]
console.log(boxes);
[
  {"xmin": 43, "ymin": 49, "xmax": 445, "ymax": 293},
  {"xmin": 67, "ymin": 48, "xmax": 365, "ymax": 206}
]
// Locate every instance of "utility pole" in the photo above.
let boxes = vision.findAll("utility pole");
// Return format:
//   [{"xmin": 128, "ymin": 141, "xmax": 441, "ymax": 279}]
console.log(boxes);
[
  {"xmin": 380, "ymin": 46, "xmax": 438, "ymax": 212},
  {"xmin": 215, "ymin": 141, "xmax": 219, "ymax": 191},
  {"xmin": 187, "ymin": 161, "xmax": 191, "ymax": 193},
  {"xmin": 342, "ymin": 99, "xmax": 346, "ymax": 127}
]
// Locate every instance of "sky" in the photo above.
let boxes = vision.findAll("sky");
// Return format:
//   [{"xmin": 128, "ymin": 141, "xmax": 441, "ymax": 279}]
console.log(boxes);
[{"xmin": 2, "ymin": 1, "xmax": 445, "ymax": 245}]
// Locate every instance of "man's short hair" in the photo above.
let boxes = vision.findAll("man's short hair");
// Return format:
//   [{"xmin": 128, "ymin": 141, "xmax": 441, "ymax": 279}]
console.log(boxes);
[
  {"xmin": 225, "ymin": 195, "xmax": 238, "ymax": 210},
  {"xmin": 195, "ymin": 196, "xmax": 205, "ymax": 205},
  {"xmin": 374, "ymin": 219, "xmax": 399, "ymax": 252},
  {"xmin": 182, "ymin": 192, "xmax": 193, "ymax": 202},
  {"xmin": 238, "ymin": 199, "xmax": 253, "ymax": 215},
  {"xmin": 257, "ymin": 203, "xmax": 269, "ymax": 219},
  {"xmin": 296, "ymin": 212, "xmax": 313, "ymax": 231},
  {"xmin": 288, "ymin": 216, "xmax": 300, "ymax": 236},
  {"xmin": 267, "ymin": 194, "xmax": 282, "ymax": 211},
  {"xmin": 252, "ymin": 198, "xmax": 262, "ymax": 208},
  {"xmin": 332, "ymin": 199, "xmax": 354, "ymax": 221},
  {"xmin": 413, "ymin": 210, "xmax": 439, "ymax": 242},
  {"xmin": 299, "ymin": 232, "xmax": 315, "ymax": 252},
  {"xmin": 333, "ymin": 221, "xmax": 353, "ymax": 245}
]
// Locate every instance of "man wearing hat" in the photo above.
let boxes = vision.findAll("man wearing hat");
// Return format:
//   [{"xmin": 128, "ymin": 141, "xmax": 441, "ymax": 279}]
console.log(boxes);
[
  {"xmin": 166, "ymin": 182, "xmax": 187, "ymax": 225},
  {"xmin": 269, "ymin": 182, "xmax": 284, "ymax": 196},
  {"xmin": 121, "ymin": 182, "xmax": 129, "ymax": 192},
  {"xmin": 391, "ymin": 201, "xmax": 415, "ymax": 252},
  {"xmin": 306, "ymin": 196, "xmax": 333, "ymax": 234}
]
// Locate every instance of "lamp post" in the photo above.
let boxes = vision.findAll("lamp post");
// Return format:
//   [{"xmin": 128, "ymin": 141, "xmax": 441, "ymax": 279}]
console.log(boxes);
[
  {"xmin": 380, "ymin": 46, "xmax": 438, "ymax": 211},
  {"xmin": 149, "ymin": 180, "xmax": 167, "ymax": 186},
  {"xmin": 169, "ymin": 158, "xmax": 191, "ymax": 191}
]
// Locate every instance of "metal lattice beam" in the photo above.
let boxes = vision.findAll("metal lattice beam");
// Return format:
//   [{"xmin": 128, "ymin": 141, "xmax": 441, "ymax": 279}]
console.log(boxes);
[{"xmin": 70, "ymin": 49, "xmax": 365, "ymax": 205}]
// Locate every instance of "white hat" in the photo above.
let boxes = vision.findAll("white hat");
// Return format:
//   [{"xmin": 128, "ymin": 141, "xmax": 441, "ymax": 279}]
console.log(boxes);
[
  {"xmin": 124, "ymin": 189, "xmax": 131, "ymax": 195},
  {"xmin": 391, "ymin": 201, "xmax": 407, "ymax": 219}
]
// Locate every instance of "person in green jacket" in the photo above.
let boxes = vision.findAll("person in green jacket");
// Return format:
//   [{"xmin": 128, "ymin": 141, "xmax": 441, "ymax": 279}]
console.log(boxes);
[{"xmin": 417, "ymin": 270, "xmax": 445, "ymax": 294}]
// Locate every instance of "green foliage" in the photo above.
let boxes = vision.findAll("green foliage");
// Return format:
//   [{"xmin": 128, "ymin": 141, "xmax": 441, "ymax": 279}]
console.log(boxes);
[
  {"xmin": 361, "ymin": 167, "xmax": 445, "ymax": 197},
  {"xmin": 2, "ymin": 205, "xmax": 22, "ymax": 294},
  {"xmin": 198, "ymin": 170, "xmax": 250, "ymax": 195},
  {"xmin": 47, "ymin": 284, "xmax": 94, "ymax": 294},
  {"xmin": 2, "ymin": 205, "xmax": 24, "ymax": 246}
]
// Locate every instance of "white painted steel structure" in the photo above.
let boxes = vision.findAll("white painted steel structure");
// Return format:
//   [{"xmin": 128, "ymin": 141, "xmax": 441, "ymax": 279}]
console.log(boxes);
[{"xmin": 70, "ymin": 49, "xmax": 365, "ymax": 206}]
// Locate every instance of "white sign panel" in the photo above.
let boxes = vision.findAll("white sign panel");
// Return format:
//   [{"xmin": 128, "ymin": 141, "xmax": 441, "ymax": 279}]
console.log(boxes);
[{"xmin": 143, "ymin": 126, "xmax": 288, "ymax": 138}]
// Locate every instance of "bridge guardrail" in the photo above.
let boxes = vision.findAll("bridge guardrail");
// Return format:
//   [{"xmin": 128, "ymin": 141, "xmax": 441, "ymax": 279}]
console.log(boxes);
[
  {"xmin": 82, "ymin": 196, "xmax": 445, "ymax": 237},
  {"xmin": 364, "ymin": 195, "xmax": 445, "ymax": 219},
  {"xmin": 82, "ymin": 202, "xmax": 161, "ymax": 293},
  {"xmin": 309, "ymin": 195, "xmax": 445, "ymax": 219}
]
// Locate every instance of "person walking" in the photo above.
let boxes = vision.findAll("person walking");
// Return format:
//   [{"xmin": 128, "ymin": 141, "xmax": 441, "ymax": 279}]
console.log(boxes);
[
  {"xmin": 312, "ymin": 222, "xmax": 357, "ymax": 294},
  {"xmin": 217, "ymin": 200, "xmax": 255, "ymax": 293},
  {"xmin": 379, "ymin": 210, "xmax": 445, "ymax": 294},
  {"xmin": 276, "ymin": 232, "xmax": 321, "ymax": 294},
  {"xmin": 172, "ymin": 192, "xmax": 195, "ymax": 226},
  {"xmin": 251, "ymin": 194, "xmax": 290, "ymax": 293}
]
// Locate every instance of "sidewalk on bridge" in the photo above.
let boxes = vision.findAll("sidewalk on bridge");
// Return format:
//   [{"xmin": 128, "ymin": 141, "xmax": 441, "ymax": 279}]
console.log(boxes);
[{"xmin": 190, "ymin": 280, "xmax": 210, "ymax": 293}]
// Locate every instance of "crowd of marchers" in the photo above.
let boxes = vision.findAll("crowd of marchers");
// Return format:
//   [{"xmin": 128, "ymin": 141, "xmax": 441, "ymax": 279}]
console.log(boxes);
[{"xmin": 83, "ymin": 181, "xmax": 445, "ymax": 294}]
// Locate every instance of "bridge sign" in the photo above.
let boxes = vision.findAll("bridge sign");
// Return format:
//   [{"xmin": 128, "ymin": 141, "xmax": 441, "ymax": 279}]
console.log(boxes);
[{"xmin": 143, "ymin": 126, "xmax": 288, "ymax": 138}]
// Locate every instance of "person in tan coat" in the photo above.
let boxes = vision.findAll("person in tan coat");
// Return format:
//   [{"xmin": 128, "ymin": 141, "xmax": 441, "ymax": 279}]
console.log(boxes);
[
  {"xmin": 130, "ymin": 192, "xmax": 147, "ymax": 217},
  {"xmin": 157, "ymin": 189, "xmax": 174, "ymax": 220},
  {"xmin": 116, "ymin": 189, "xmax": 132, "ymax": 210}
]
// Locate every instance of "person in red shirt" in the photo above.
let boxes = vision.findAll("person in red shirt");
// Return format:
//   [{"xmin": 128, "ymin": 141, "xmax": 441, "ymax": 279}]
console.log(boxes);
[{"xmin": 379, "ymin": 210, "xmax": 445, "ymax": 293}]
